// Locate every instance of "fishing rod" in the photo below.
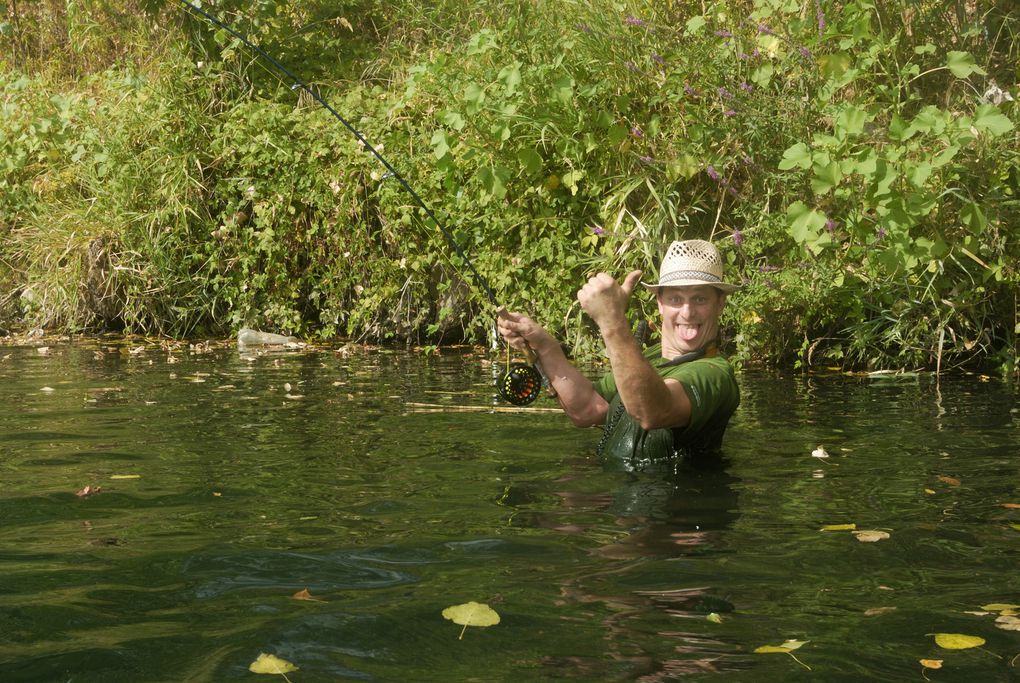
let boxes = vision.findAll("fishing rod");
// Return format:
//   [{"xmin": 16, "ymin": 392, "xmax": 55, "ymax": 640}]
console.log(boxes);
[{"xmin": 177, "ymin": 0, "xmax": 546, "ymax": 406}]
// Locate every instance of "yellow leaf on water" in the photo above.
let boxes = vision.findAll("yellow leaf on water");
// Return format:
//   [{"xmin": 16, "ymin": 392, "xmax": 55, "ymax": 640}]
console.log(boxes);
[
  {"xmin": 933, "ymin": 633, "xmax": 985, "ymax": 649},
  {"xmin": 853, "ymin": 530, "xmax": 890, "ymax": 542},
  {"xmin": 920, "ymin": 659, "xmax": 943, "ymax": 669},
  {"xmin": 110, "ymin": 474, "xmax": 141, "ymax": 480},
  {"xmin": 755, "ymin": 645, "xmax": 792, "ymax": 653},
  {"xmin": 981, "ymin": 603, "xmax": 1020, "ymax": 611},
  {"xmin": 706, "ymin": 612, "xmax": 723, "ymax": 624},
  {"xmin": 937, "ymin": 475, "xmax": 961, "ymax": 486},
  {"xmin": 821, "ymin": 523, "xmax": 856, "ymax": 531},
  {"xmin": 249, "ymin": 652, "xmax": 298, "ymax": 675},
  {"xmin": 1001, "ymin": 503, "xmax": 1020, "ymax": 509},
  {"xmin": 755, "ymin": 639, "xmax": 807, "ymax": 653},
  {"xmin": 442, "ymin": 601, "xmax": 500, "ymax": 640}
]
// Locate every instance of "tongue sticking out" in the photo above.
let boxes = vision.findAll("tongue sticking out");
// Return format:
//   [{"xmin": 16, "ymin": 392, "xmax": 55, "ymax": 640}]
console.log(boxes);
[{"xmin": 678, "ymin": 324, "xmax": 699, "ymax": 341}]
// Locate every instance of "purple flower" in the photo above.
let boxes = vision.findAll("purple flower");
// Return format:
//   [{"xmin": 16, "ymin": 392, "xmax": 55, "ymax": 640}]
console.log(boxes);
[
  {"xmin": 876, "ymin": 227, "xmax": 887, "ymax": 240},
  {"xmin": 683, "ymin": 83, "xmax": 700, "ymax": 97},
  {"xmin": 638, "ymin": 154, "xmax": 654, "ymax": 164},
  {"xmin": 651, "ymin": 52, "xmax": 666, "ymax": 65},
  {"xmin": 816, "ymin": 1, "xmax": 826, "ymax": 35},
  {"xmin": 824, "ymin": 218, "xmax": 839, "ymax": 233},
  {"xmin": 740, "ymin": 81, "xmax": 753, "ymax": 93},
  {"xmin": 630, "ymin": 125, "xmax": 644, "ymax": 138},
  {"xmin": 751, "ymin": 48, "xmax": 761, "ymax": 58},
  {"xmin": 718, "ymin": 86, "xmax": 734, "ymax": 99},
  {"xmin": 727, "ymin": 185, "xmax": 739, "ymax": 197},
  {"xmin": 733, "ymin": 230, "xmax": 744, "ymax": 246},
  {"xmin": 714, "ymin": 30, "xmax": 732, "ymax": 38},
  {"xmin": 576, "ymin": 22, "xmax": 593, "ymax": 34},
  {"xmin": 757, "ymin": 22, "xmax": 774, "ymax": 35},
  {"xmin": 798, "ymin": 46, "xmax": 812, "ymax": 59},
  {"xmin": 706, "ymin": 166, "xmax": 721, "ymax": 181},
  {"xmin": 591, "ymin": 226, "xmax": 605, "ymax": 235},
  {"xmin": 624, "ymin": 60, "xmax": 639, "ymax": 73},
  {"xmin": 724, "ymin": 109, "xmax": 737, "ymax": 117},
  {"xmin": 625, "ymin": 15, "xmax": 646, "ymax": 27}
]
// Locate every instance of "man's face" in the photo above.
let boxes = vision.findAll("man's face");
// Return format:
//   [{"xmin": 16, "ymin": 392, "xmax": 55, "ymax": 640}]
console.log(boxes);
[{"xmin": 656, "ymin": 285, "xmax": 727, "ymax": 355}]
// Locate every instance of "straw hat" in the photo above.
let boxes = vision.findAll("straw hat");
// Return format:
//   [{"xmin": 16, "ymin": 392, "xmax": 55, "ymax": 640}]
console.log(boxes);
[{"xmin": 642, "ymin": 239, "xmax": 740, "ymax": 294}]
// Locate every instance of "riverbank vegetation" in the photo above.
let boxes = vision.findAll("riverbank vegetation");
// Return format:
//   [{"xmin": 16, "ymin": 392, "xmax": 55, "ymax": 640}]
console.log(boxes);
[{"xmin": 2, "ymin": 0, "xmax": 1017, "ymax": 374}]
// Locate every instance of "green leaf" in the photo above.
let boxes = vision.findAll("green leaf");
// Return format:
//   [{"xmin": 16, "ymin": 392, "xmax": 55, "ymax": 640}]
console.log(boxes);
[
  {"xmin": 430, "ymin": 130, "xmax": 450, "ymax": 159},
  {"xmin": 685, "ymin": 15, "xmax": 707, "ymax": 35},
  {"xmin": 551, "ymin": 75, "xmax": 574, "ymax": 105},
  {"xmin": 442, "ymin": 601, "xmax": 500, "ymax": 639},
  {"xmin": 835, "ymin": 105, "xmax": 867, "ymax": 137},
  {"xmin": 778, "ymin": 143, "xmax": 812, "ymax": 170},
  {"xmin": 931, "ymin": 145, "xmax": 959, "ymax": 168},
  {"xmin": 811, "ymin": 160, "xmax": 842, "ymax": 195},
  {"xmin": 908, "ymin": 161, "xmax": 932, "ymax": 187},
  {"xmin": 960, "ymin": 202, "xmax": 987, "ymax": 234},
  {"xmin": 946, "ymin": 51, "xmax": 986, "ymax": 78},
  {"xmin": 498, "ymin": 62, "xmax": 522, "ymax": 95},
  {"xmin": 973, "ymin": 104, "xmax": 1014, "ymax": 137},
  {"xmin": 561, "ymin": 169, "xmax": 584, "ymax": 195},
  {"xmin": 517, "ymin": 148, "xmax": 543, "ymax": 175},
  {"xmin": 787, "ymin": 201, "xmax": 829, "ymax": 250},
  {"xmin": 440, "ymin": 110, "xmax": 465, "ymax": 131},
  {"xmin": 476, "ymin": 166, "xmax": 510, "ymax": 199},
  {"xmin": 751, "ymin": 63, "xmax": 774, "ymax": 88},
  {"xmin": 463, "ymin": 82, "xmax": 485, "ymax": 114}
]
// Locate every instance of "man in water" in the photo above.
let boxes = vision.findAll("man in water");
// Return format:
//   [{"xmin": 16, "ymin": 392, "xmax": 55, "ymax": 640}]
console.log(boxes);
[{"xmin": 497, "ymin": 239, "xmax": 740, "ymax": 462}]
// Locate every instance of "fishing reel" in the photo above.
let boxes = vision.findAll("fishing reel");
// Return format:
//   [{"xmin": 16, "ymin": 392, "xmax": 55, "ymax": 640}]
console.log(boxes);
[
  {"xmin": 497, "ymin": 346, "xmax": 546, "ymax": 406},
  {"xmin": 498, "ymin": 361, "xmax": 543, "ymax": 406}
]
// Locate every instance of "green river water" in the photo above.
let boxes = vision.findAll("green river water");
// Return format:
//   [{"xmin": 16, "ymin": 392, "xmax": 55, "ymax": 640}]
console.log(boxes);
[{"xmin": 1, "ymin": 338, "xmax": 1018, "ymax": 682}]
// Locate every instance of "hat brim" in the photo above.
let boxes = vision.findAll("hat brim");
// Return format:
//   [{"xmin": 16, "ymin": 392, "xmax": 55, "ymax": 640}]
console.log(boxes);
[{"xmin": 642, "ymin": 279, "xmax": 740, "ymax": 294}]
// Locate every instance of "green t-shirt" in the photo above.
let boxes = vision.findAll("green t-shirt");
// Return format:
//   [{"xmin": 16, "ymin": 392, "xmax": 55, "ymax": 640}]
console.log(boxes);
[{"xmin": 593, "ymin": 343, "xmax": 740, "ymax": 462}]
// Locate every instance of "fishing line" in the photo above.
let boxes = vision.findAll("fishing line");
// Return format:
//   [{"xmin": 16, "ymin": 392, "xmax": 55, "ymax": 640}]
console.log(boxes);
[
  {"xmin": 176, "ymin": 0, "xmax": 498, "ymax": 307},
  {"xmin": 178, "ymin": 0, "xmax": 545, "ymax": 406}
]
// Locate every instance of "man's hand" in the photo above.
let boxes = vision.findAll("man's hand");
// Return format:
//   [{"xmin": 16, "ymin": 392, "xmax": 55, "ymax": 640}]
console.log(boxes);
[
  {"xmin": 577, "ymin": 270, "xmax": 642, "ymax": 329},
  {"xmin": 497, "ymin": 309, "xmax": 555, "ymax": 354}
]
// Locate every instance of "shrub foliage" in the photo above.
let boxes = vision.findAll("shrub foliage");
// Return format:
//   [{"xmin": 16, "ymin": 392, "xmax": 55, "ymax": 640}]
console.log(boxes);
[{"xmin": 1, "ymin": 0, "xmax": 1017, "ymax": 373}]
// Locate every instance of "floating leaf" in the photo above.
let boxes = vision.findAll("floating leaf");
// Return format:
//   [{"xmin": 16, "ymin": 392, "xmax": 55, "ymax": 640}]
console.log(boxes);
[
  {"xmin": 755, "ymin": 640, "xmax": 811, "ymax": 670},
  {"xmin": 292, "ymin": 588, "xmax": 324, "ymax": 602},
  {"xmin": 706, "ymin": 612, "xmax": 723, "ymax": 624},
  {"xmin": 853, "ymin": 530, "xmax": 890, "ymax": 542},
  {"xmin": 442, "ymin": 601, "xmax": 500, "ymax": 640},
  {"xmin": 811, "ymin": 446, "xmax": 829, "ymax": 459},
  {"xmin": 864, "ymin": 607, "xmax": 897, "ymax": 616},
  {"xmin": 75, "ymin": 485, "xmax": 101, "ymax": 497},
  {"xmin": 1000, "ymin": 503, "xmax": 1020, "ymax": 509},
  {"xmin": 981, "ymin": 603, "xmax": 1020, "ymax": 612},
  {"xmin": 821, "ymin": 523, "xmax": 856, "ymax": 531},
  {"xmin": 249, "ymin": 653, "xmax": 298, "ymax": 678},
  {"xmin": 933, "ymin": 633, "xmax": 985, "ymax": 649},
  {"xmin": 995, "ymin": 615, "xmax": 1020, "ymax": 631},
  {"xmin": 920, "ymin": 659, "xmax": 943, "ymax": 669},
  {"xmin": 937, "ymin": 475, "xmax": 961, "ymax": 486},
  {"xmin": 110, "ymin": 474, "xmax": 141, "ymax": 480}
]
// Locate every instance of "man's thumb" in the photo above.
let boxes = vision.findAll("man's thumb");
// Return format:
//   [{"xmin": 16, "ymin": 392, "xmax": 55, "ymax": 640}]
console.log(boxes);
[{"xmin": 620, "ymin": 270, "xmax": 643, "ymax": 296}]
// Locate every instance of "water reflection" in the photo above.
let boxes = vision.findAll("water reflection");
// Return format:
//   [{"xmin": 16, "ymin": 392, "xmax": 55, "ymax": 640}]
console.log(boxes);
[{"xmin": 2, "ymin": 344, "xmax": 1019, "ymax": 682}]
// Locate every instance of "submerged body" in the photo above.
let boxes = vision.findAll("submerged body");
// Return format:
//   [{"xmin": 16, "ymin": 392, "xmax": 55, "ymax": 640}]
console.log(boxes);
[{"xmin": 498, "ymin": 240, "xmax": 741, "ymax": 463}]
